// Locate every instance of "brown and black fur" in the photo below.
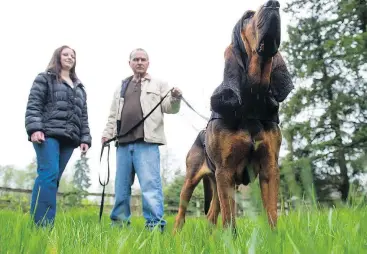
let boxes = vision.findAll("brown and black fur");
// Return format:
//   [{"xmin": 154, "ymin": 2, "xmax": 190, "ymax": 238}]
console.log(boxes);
[{"xmin": 174, "ymin": 1, "xmax": 294, "ymax": 233}]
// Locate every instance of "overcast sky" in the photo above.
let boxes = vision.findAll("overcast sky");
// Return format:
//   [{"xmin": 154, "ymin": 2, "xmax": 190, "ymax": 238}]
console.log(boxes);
[{"xmin": 0, "ymin": 0, "xmax": 292, "ymax": 192}]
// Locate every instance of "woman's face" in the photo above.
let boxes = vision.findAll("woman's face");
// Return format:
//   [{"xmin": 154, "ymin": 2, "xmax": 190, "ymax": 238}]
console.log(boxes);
[{"xmin": 60, "ymin": 47, "xmax": 75, "ymax": 71}]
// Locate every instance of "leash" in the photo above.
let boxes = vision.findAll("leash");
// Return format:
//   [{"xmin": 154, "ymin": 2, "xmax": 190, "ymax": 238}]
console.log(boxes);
[
  {"xmin": 98, "ymin": 87, "xmax": 208, "ymax": 222},
  {"xmin": 180, "ymin": 96, "xmax": 209, "ymax": 121},
  {"xmin": 98, "ymin": 142, "xmax": 110, "ymax": 222}
]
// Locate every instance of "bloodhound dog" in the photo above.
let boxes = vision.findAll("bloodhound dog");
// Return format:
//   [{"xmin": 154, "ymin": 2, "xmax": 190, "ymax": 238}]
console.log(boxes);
[{"xmin": 174, "ymin": 1, "xmax": 294, "ymax": 233}]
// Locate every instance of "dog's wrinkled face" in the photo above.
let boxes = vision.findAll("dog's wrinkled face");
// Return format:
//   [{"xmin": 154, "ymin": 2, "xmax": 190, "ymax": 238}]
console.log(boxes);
[{"xmin": 243, "ymin": 1, "xmax": 281, "ymax": 58}]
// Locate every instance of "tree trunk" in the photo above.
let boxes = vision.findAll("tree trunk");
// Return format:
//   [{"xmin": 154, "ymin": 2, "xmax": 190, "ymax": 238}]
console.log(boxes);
[{"xmin": 324, "ymin": 65, "xmax": 350, "ymax": 202}]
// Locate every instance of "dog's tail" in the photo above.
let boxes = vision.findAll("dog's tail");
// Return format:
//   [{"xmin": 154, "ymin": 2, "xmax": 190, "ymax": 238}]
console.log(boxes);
[{"xmin": 203, "ymin": 175, "xmax": 212, "ymax": 215}]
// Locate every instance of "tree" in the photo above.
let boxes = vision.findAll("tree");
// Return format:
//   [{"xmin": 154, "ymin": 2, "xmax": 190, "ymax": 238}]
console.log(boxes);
[
  {"xmin": 0, "ymin": 165, "xmax": 15, "ymax": 187},
  {"xmin": 73, "ymin": 155, "xmax": 91, "ymax": 193},
  {"xmin": 24, "ymin": 158, "xmax": 37, "ymax": 189},
  {"xmin": 160, "ymin": 146, "xmax": 182, "ymax": 187},
  {"xmin": 280, "ymin": 0, "xmax": 367, "ymax": 202},
  {"xmin": 163, "ymin": 174, "xmax": 204, "ymax": 215},
  {"xmin": 13, "ymin": 159, "xmax": 37, "ymax": 189}
]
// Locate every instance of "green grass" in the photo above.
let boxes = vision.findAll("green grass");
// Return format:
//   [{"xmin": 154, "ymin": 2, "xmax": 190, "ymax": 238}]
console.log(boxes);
[{"xmin": 0, "ymin": 206, "xmax": 366, "ymax": 254}]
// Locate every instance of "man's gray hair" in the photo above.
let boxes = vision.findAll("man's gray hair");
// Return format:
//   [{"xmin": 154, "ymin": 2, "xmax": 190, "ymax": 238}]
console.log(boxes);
[{"xmin": 129, "ymin": 48, "xmax": 149, "ymax": 60}]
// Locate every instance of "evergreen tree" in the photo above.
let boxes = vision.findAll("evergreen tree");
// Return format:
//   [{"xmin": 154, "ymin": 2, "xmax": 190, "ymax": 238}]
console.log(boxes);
[
  {"xmin": 73, "ymin": 155, "xmax": 91, "ymax": 193},
  {"xmin": 280, "ymin": 0, "xmax": 367, "ymax": 202}
]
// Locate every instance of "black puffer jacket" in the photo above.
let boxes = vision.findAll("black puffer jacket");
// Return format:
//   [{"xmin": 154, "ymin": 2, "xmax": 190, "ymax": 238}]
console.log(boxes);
[{"xmin": 25, "ymin": 71, "xmax": 92, "ymax": 148}]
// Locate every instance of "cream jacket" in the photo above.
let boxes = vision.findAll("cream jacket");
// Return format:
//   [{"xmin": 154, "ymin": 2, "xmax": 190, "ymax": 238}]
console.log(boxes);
[{"xmin": 102, "ymin": 74, "xmax": 181, "ymax": 145}]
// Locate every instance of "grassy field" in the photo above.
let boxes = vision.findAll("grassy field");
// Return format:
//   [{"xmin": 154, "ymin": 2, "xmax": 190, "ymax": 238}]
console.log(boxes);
[{"xmin": 0, "ymin": 206, "xmax": 366, "ymax": 254}]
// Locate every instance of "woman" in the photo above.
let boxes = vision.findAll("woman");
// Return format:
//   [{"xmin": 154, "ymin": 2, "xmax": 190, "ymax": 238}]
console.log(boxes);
[{"xmin": 25, "ymin": 45, "xmax": 92, "ymax": 227}]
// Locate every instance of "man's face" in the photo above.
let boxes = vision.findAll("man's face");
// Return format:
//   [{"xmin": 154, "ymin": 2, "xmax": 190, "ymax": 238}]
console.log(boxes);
[{"xmin": 129, "ymin": 51, "xmax": 149, "ymax": 75}]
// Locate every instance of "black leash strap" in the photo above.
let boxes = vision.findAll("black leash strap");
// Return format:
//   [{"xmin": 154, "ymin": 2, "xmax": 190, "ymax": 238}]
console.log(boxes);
[{"xmin": 98, "ymin": 142, "xmax": 110, "ymax": 222}]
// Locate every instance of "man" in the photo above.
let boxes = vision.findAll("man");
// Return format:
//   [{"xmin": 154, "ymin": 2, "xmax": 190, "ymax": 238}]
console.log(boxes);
[{"xmin": 102, "ymin": 48, "xmax": 182, "ymax": 232}]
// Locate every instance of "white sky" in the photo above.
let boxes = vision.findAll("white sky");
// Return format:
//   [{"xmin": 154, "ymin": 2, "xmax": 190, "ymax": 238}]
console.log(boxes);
[{"xmin": 0, "ymin": 0, "xmax": 291, "ymax": 192}]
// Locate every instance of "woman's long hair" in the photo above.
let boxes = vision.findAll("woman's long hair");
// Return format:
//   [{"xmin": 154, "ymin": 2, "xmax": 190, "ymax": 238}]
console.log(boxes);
[{"xmin": 46, "ymin": 45, "xmax": 78, "ymax": 82}]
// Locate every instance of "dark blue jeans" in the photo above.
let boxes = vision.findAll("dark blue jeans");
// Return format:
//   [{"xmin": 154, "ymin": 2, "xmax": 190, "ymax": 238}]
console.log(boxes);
[
  {"xmin": 30, "ymin": 138, "xmax": 74, "ymax": 227},
  {"xmin": 110, "ymin": 141, "xmax": 166, "ymax": 231}
]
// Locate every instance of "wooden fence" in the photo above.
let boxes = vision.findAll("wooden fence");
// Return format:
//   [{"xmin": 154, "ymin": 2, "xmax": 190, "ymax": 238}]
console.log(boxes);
[
  {"xmin": 0, "ymin": 186, "xmax": 300, "ymax": 217},
  {"xmin": 0, "ymin": 186, "xmax": 201, "ymax": 216}
]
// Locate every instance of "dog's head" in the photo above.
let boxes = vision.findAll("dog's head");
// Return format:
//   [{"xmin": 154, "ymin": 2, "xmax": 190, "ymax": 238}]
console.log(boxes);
[
  {"xmin": 242, "ymin": 1, "xmax": 281, "ymax": 58},
  {"xmin": 210, "ymin": 1, "xmax": 293, "ymax": 117},
  {"xmin": 254, "ymin": 1, "xmax": 281, "ymax": 57},
  {"xmin": 231, "ymin": 1, "xmax": 281, "ymax": 69}
]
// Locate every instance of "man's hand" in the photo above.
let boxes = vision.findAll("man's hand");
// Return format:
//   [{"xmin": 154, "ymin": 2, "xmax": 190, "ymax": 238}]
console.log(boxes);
[
  {"xmin": 101, "ymin": 137, "xmax": 108, "ymax": 144},
  {"xmin": 31, "ymin": 131, "xmax": 45, "ymax": 143},
  {"xmin": 80, "ymin": 143, "xmax": 89, "ymax": 154},
  {"xmin": 171, "ymin": 87, "xmax": 182, "ymax": 99}
]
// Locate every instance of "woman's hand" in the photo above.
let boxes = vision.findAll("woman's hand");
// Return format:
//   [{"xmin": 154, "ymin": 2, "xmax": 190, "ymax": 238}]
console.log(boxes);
[
  {"xmin": 31, "ymin": 131, "xmax": 45, "ymax": 143},
  {"xmin": 80, "ymin": 143, "xmax": 89, "ymax": 154}
]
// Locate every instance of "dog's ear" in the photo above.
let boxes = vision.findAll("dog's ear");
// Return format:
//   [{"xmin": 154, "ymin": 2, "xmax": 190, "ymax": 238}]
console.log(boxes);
[
  {"xmin": 231, "ymin": 11, "xmax": 253, "ymax": 71},
  {"xmin": 242, "ymin": 10, "xmax": 255, "ymax": 20},
  {"xmin": 210, "ymin": 46, "xmax": 244, "ymax": 117},
  {"xmin": 270, "ymin": 53, "xmax": 294, "ymax": 102},
  {"xmin": 210, "ymin": 12, "xmax": 255, "ymax": 117}
]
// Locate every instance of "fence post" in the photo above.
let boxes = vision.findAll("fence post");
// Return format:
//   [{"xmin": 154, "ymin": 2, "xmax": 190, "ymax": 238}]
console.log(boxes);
[
  {"xmin": 196, "ymin": 200, "xmax": 200, "ymax": 217},
  {"xmin": 242, "ymin": 201, "xmax": 246, "ymax": 216}
]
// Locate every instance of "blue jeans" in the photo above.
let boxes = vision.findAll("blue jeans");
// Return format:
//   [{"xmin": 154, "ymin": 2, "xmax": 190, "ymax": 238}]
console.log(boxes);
[
  {"xmin": 30, "ymin": 138, "xmax": 74, "ymax": 227},
  {"xmin": 110, "ymin": 141, "xmax": 166, "ymax": 230}
]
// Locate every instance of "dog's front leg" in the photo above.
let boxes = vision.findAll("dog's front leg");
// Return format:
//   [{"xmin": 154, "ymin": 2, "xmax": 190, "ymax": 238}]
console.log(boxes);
[
  {"xmin": 215, "ymin": 168, "xmax": 237, "ymax": 233},
  {"xmin": 259, "ymin": 167, "xmax": 279, "ymax": 229},
  {"xmin": 256, "ymin": 128, "xmax": 281, "ymax": 229}
]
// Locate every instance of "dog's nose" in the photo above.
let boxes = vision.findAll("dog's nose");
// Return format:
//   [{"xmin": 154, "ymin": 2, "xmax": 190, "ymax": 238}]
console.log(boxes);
[{"xmin": 264, "ymin": 0, "xmax": 280, "ymax": 8}]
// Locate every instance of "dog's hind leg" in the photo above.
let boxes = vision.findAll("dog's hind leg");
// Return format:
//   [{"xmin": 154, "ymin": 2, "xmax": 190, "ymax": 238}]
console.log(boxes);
[
  {"xmin": 204, "ymin": 175, "xmax": 220, "ymax": 226},
  {"xmin": 203, "ymin": 175, "xmax": 212, "ymax": 215},
  {"xmin": 173, "ymin": 136, "xmax": 210, "ymax": 233}
]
